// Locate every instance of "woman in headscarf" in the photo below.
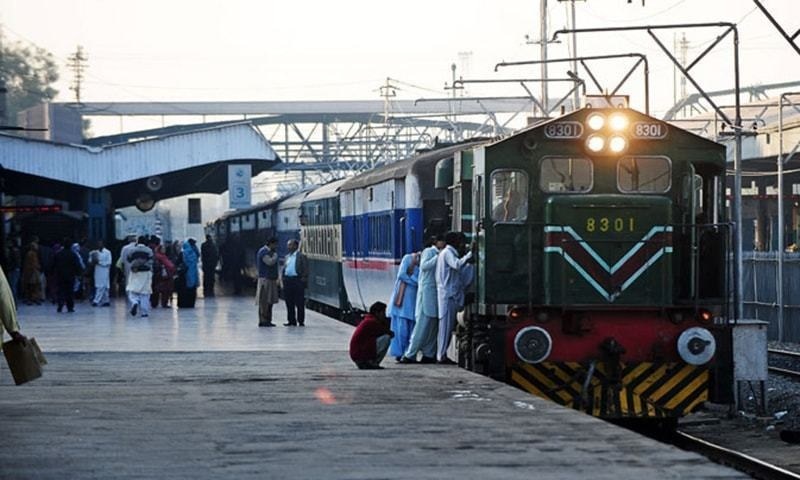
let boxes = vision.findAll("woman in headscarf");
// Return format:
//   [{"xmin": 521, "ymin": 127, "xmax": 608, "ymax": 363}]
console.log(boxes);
[
  {"xmin": 150, "ymin": 243, "xmax": 175, "ymax": 308},
  {"xmin": 21, "ymin": 241, "xmax": 43, "ymax": 305},
  {"xmin": 176, "ymin": 238, "xmax": 199, "ymax": 308}
]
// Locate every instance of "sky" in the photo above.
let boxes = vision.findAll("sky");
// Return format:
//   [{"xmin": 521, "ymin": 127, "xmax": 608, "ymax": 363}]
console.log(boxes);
[{"xmin": 2, "ymin": 0, "xmax": 800, "ymax": 126}]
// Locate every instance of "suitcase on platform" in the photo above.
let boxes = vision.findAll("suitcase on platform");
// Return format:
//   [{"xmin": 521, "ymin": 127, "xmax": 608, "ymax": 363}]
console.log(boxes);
[{"xmin": 3, "ymin": 337, "xmax": 43, "ymax": 385}]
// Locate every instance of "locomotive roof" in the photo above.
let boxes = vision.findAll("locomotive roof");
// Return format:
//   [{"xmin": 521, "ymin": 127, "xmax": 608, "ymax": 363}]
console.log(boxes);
[
  {"xmin": 303, "ymin": 178, "xmax": 348, "ymax": 202},
  {"xmin": 339, "ymin": 139, "xmax": 488, "ymax": 191},
  {"xmin": 486, "ymin": 108, "xmax": 726, "ymax": 167}
]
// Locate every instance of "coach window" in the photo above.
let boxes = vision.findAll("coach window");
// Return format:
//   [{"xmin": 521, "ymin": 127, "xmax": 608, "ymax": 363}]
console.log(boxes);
[
  {"xmin": 540, "ymin": 157, "xmax": 593, "ymax": 193},
  {"xmin": 617, "ymin": 156, "xmax": 672, "ymax": 193},
  {"xmin": 491, "ymin": 170, "xmax": 528, "ymax": 223}
]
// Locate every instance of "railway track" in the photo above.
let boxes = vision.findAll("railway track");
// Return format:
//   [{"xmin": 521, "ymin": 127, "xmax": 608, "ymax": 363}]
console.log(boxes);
[
  {"xmin": 768, "ymin": 349, "xmax": 800, "ymax": 381},
  {"xmin": 672, "ymin": 431, "xmax": 800, "ymax": 480}
]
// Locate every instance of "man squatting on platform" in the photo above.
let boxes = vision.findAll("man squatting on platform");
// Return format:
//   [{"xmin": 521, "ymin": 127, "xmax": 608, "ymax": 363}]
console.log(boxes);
[{"xmin": 349, "ymin": 302, "xmax": 394, "ymax": 370}]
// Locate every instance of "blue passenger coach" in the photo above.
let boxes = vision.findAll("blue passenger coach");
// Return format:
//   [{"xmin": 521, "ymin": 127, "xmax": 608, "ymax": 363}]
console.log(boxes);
[
  {"xmin": 339, "ymin": 143, "xmax": 482, "ymax": 311},
  {"xmin": 275, "ymin": 189, "xmax": 310, "ymax": 260},
  {"xmin": 300, "ymin": 178, "xmax": 351, "ymax": 319}
]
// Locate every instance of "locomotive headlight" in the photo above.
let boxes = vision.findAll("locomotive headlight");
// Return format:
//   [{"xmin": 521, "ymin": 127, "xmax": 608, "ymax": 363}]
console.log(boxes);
[
  {"xmin": 677, "ymin": 327, "xmax": 716, "ymax": 365},
  {"xmin": 609, "ymin": 113, "xmax": 629, "ymax": 131},
  {"xmin": 586, "ymin": 113, "xmax": 606, "ymax": 131},
  {"xmin": 608, "ymin": 135, "xmax": 627, "ymax": 153},
  {"xmin": 586, "ymin": 135, "xmax": 605, "ymax": 152},
  {"xmin": 514, "ymin": 326, "xmax": 552, "ymax": 364}
]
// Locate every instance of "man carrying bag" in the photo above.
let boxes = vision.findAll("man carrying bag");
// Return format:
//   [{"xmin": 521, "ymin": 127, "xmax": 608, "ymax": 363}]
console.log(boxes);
[{"xmin": 1, "ymin": 265, "xmax": 38, "ymax": 385}]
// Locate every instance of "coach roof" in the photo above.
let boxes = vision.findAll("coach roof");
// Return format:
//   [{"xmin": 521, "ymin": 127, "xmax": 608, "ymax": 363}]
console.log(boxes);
[{"xmin": 339, "ymin": 139, "xmax": 488, "ymax": 192}]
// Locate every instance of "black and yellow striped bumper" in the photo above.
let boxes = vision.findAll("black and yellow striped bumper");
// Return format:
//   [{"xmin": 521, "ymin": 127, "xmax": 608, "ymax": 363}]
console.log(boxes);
[{"xmin": 510, "ymin": 361, "xmax": 708, "ymax": 418}]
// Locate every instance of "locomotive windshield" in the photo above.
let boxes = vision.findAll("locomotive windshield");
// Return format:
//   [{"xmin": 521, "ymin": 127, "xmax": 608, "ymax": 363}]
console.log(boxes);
[
  {"xmin": 617, "ymin": 156, "xmax": 672, "ymax": 193},
  {"xmin": 540, "ymin": 157, "xmax": 593, "ymax": 193},
  {"xmin": 491, "ymin": 170, "xmax": 528, "ymax": 223}
]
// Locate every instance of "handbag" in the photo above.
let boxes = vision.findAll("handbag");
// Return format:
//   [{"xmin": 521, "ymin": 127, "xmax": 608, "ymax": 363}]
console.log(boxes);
[{"xmin": 3, "ymin": 337, "xmax": 43, "ymax": 385}]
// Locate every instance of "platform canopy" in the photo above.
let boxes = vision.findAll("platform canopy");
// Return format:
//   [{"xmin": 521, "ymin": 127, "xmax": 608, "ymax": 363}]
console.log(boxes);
[{"xmin": 0, "ymin": 122, "xmax": 279, "ymax": 208}]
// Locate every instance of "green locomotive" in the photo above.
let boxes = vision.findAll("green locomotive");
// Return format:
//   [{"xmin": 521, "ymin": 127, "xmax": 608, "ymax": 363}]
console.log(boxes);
[{"xmin": 442, "ymin": 107, "xmax": 732, "ymax": 420}]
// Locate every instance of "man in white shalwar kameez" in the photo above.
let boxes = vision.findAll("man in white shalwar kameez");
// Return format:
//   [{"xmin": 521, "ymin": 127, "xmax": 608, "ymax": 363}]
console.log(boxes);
[
  {"xmin": 400, "ymin": 234, "xmax": 445, "ymax": 363},
  {"xmin": 91, "ymin": 240, "xmax": 112, "ymax": 307},
  {"xmin": 436, "ymin": 232, "xmax": 472, "ymax": 364},
  {"xmin": 126, "ymin": 237, "xmax": 154, "ymax": 318}
]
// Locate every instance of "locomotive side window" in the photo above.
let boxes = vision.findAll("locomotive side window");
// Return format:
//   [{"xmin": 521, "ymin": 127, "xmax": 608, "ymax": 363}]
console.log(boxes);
[
  {"xmin": 617, "ymin": 156, "xmax": 672, "ymax": 193},
  {"xmin": 491, "ymin": 170, "xmax": 528, "ymax": 223},
  {"xmin": 539, "ymin": 157, "xmax": 593, "ymax": 193}
]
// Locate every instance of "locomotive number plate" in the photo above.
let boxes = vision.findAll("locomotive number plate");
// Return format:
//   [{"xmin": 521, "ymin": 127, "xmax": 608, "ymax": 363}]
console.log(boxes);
[
  {"xmin": 632, "ymin": 122, "xmax": 667, "ymax": 139},
  {"xmin": 586, "ymin": 216, "xmax": 636, "ymax": 233},
  {"xmin": 545, "ymin": 121, "xmax": 584, "ymax": 139}
]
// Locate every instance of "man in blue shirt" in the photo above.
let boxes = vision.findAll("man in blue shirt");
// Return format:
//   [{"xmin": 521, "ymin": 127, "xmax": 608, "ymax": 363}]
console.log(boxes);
[{"xmin": 281, "ymin": 239, "xmax": 309, "ymax": 326}]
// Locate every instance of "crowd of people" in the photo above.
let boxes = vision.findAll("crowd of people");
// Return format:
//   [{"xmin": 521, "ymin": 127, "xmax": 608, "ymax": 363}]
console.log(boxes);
[
  {"xmin": 3, "ymin": 234, "xmax": 222, "ymax": 315},
  {"xmin": 349, "ymin": 231, "xmax": 474, "ymax": 370},
  {"xmin": 5, "ymin": 228, "xmax": 475, "ymax": 372}
]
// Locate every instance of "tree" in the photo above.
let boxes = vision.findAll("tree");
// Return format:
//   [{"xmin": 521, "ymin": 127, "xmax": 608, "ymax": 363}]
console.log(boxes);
[{"xmin": 0, "ymin": 33, "xmax": 59, "ymax": 125}]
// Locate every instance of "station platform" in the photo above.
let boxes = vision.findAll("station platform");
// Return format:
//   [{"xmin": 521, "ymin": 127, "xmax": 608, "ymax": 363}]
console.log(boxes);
[{"xmin": 0, "ymin": 297, "xmax": 743, "ymax": 479}]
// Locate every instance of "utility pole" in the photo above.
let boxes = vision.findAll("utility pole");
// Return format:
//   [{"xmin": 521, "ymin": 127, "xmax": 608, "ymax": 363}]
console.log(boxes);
[
  {"xmin": 444, "ymin": 63, "xmax": 464, "ymax": 142},
  {"xmin": 558, "ymin": 0, "xmax": 585, "ymax": 111},
  {"xmin": 540, "ymin": 0, "xmax": 548, "ymax": 113},
  {"xmin": 526, "ymin": 1, "xmax": 559, "ymax": 116},
  {"xmin": 378, "ymin": 77, "xmax": 398, "ymax": 164},
  {"xmin": 679, "ymin": 33, "xmax": 688, "ymax": 116},
  {"xmin": 671, "ymin": 33, "xmax": 689, "ymax": 116},
  {"xmin": 67, "ymin": 45, "xmax": 88, "ymax": 104}
]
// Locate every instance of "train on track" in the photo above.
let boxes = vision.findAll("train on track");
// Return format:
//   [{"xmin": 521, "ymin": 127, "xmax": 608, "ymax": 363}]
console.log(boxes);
[{"xmin": 209, "ymin": 106, "xmax": 735, "ymax": 422}]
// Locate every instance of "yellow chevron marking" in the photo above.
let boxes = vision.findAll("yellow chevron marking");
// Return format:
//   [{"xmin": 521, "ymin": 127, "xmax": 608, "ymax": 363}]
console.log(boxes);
[
  {"xmin": 649, "ymin": 365, "xmax": 696, "ymax": 402},
  {"xmin": 632, "ymin": 364, "xmax": 669, "ymax": 395},
  {"xmin": 513, "ymin": 361, "xmax": 711, "ymax": 419},
  {"xmin": 664, "ymin": 370, "xmax": 708, "ymax": 411},
  {"xmin": 632, "ymin": 392, "xmax": 643, "ymax": 415},
  {"xmin": 623, "ymin": 363, "xmax": 653, "ymax": 385},
  {"xmin": 679, "ymin": 393, "xmax": 708, "ymax": 415},
  {"xmin": 549, "ymin": 362, "xmax": 576, "ymax": 384},
  {"xmin": 522, "ymin": 364, "xmax": 574, "ymax": 404},
  {"xmin": 620, "ymin": 390, "xmax": 629, "ymax": 415},
  {"xmin": 593, "ymin": 387, "xmax": 602, "ymax": 416},
  {"xmin": 511, "ymin": 370, "xmax": 547, "ymax": 398}
]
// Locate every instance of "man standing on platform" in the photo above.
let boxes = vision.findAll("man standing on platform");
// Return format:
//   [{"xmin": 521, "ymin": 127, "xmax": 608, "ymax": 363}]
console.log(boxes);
[
  {"xmin": 126, "ymin": 236, "xmax": 154, "ymax": 318},
  {"xmin": 91, "ymin": 240, "xmax": 112, "ymax": 307},
  {"xmin": 436, "ymin": 232, "xmax": 473, "ymax": 364},
  {"xmin": 255, "ymin": 238, "xmax": 279, "ymax": 327},
  {"xmin": 116, "ymin": 235, "xmax": 137, "ymax": 297},
  {"xmin": 54, "ymin": 239, "xmax": 83, "ymax": 313},
  {"xmin": 201, "ymin": 235, "xmax": 219, "ymax": 298},
  {"xmin": 349, "ymin": 302, "xmax": 393, "ymax": 370},
  {"xmin": 281, "ymin": 239, "xmax": 308, "ymax": 326}
]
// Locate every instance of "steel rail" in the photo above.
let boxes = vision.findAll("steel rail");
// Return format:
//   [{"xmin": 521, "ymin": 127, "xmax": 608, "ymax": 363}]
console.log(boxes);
[
  {"xmin": 768, "ymin": 349, "xmax": 800, "ymax": 380},
  {"xmin": 673, "ymin": 431, "xmax": 800, "ymax": 479},
  {"xmin": 769, "ymin": 349, "xmax": 800, "ymax": 360},
  {"xmin": 768, "ymin": 366, "xmax": 800, "ymax": 381}
]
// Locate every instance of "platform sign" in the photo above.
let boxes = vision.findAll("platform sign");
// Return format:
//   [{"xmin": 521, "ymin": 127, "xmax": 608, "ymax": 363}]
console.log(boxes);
[{"xmin": 228, "ymin": 164, "xmax": 252, "ymax": 210}]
